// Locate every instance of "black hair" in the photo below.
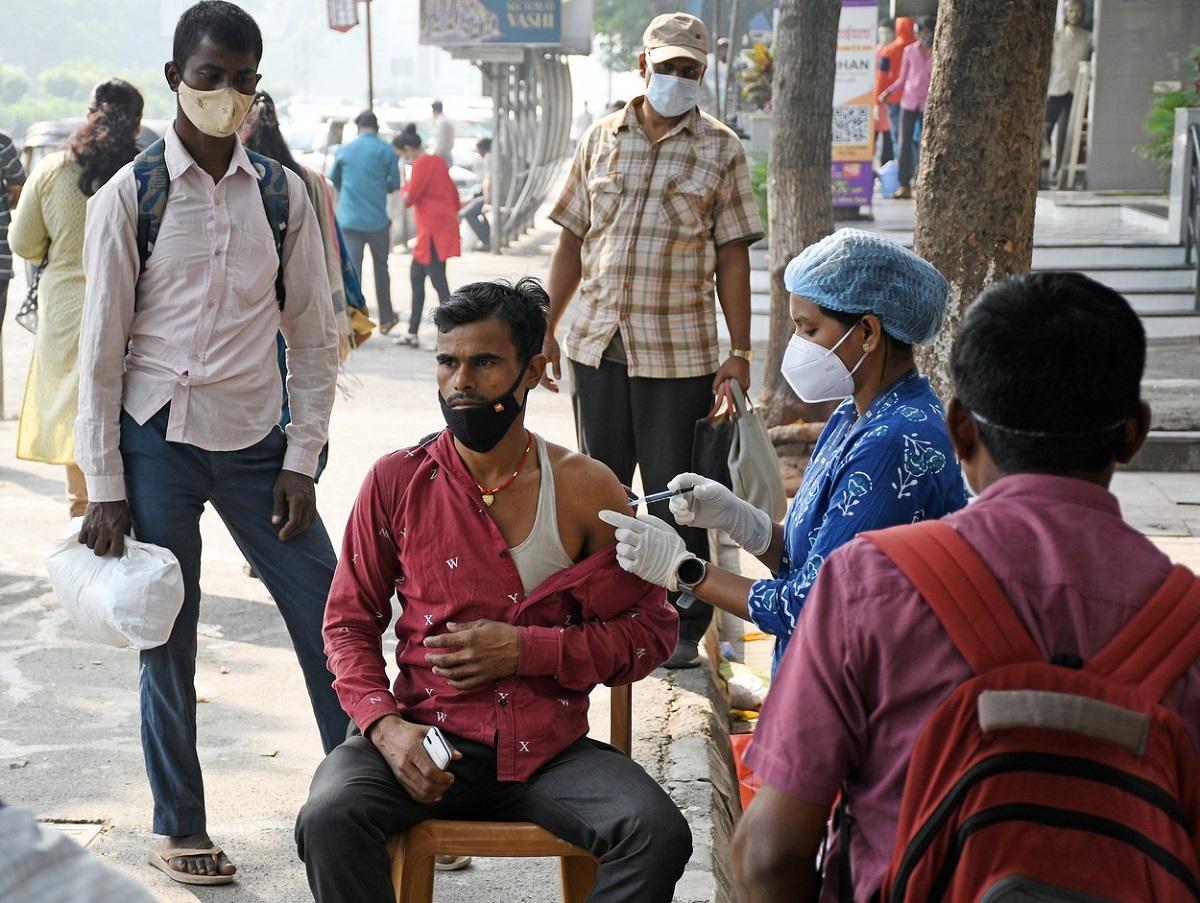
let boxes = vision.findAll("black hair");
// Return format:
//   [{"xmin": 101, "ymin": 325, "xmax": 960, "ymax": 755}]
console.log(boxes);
[
  {"xmin": 432, "ymin": 100, "xmax": 444, "ymax": 114},
  {"xmin": 68, "ymin": 79, "xmax": 144, "ymax": 197},
  {"xmin": 916, "ymin": 16, "xmax": 936, "ymax": 30},
  {"xmin": 241, "ymin": 92, "xmax": 302, "ymax": 176},
  {"xmin": 355, "ymin": 110, "xmax": 379, "ymax": 130},
  {"xmin": 173, "ymin": 1, "xmax": 263, "ymax": 66},
  {"xmin": 476, "ymin": 137, "xmax": 492, "ymax": 154},
  {"xmin": 433, "ymin": 278, "xmax": 549, "ymax": 364},
  {"xmin": 393, "ymin": 123, "xmax": 421, "ymax": 150},
  {"xmin": 951, "ymin": 272, "xmax": 1145, "ymax": 475}
]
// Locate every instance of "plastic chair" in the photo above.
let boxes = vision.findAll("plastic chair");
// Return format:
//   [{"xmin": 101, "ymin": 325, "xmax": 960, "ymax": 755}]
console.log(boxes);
[{"xmin": 387, "ymin": 683, "xmax": 633, "ymax": 903}]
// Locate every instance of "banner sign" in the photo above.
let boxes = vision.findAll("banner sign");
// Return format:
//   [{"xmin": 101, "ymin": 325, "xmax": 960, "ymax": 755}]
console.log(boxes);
[
  {"xmin": 419, "ymin": 0, "xmax": 562, "ymax": 46},
  {"xmin": 327, "ymin": 0, "xmax": 359, "ymax": 33},
  {"xmin": 831, "ymin": 0, "xmax": 877, "ymax": 208}
]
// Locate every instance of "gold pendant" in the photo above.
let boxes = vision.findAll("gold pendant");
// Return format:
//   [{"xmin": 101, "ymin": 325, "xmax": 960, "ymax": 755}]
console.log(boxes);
[{"xmin": 482, "ymin": 493, "xmax": 495, "ymax": 507}]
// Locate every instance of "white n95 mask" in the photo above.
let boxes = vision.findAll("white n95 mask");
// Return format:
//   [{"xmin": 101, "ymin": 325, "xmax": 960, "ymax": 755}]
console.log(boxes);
[
  {"xmin": 645, "ymin": 73, "xmax": 700, "ymax": 118},
  {"xmin": 780, "ymin": 324, "xmax": 868, "ymax": 403},
  {"xmin": 178, "ymin": 81, "xmax": 255, "ymax": 138}
]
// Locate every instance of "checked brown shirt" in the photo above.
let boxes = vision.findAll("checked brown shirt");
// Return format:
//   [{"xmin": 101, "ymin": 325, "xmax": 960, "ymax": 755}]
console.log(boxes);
[{"xmin": 550, "ymin": 98, "xmax": 763, "ymax": 379}]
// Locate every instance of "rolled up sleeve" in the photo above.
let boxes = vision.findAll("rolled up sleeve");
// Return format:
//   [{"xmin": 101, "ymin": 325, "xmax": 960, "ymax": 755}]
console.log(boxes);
[
  {"xmin": 712, "ymin": 145, "xmax": 764, "ymax": 249},
  {"xmin": 744, "ymin": 551, "xmax": 864, "ymax": 805},
  {"xmin": 548, "ymin": 138, "xmax": 591, "ymax": 240},
  {"xmin": 278, "ymin": 171, "xmax": 339, "ymax": 478}
]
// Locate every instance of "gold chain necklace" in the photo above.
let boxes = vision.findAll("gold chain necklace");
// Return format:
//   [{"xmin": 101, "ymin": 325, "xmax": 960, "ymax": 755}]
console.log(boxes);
[{"xmin": 475, "ymin": 433, "xmax": 533, "ymax": 507}]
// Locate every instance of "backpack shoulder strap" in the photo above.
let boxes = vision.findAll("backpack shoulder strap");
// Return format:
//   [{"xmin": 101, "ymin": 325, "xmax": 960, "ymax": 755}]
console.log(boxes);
[
  {"xmin": 245, "ymin": 148, "xmax": 290, "ymax": 311},
  {"xmin": 864, "ymin": 520, "xmax": 1043, "ymax": 676},
  {"xmin": 132, "ymin": 138, "xmax": 169, "ymax": 274},
  {"xmin": 1086, "ymin": 565, "xmax": 1200, "ymax": 700}
]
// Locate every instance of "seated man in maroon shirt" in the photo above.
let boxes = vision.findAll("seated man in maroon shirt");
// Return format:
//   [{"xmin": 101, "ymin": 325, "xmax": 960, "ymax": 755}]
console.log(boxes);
[
  {"xmin": 732, "ymin": 273, "xmax": 1200, "ymax": 901},
  {"xmin": 296, "ymin": 278, "xmax": 690, "ymax": 903}
]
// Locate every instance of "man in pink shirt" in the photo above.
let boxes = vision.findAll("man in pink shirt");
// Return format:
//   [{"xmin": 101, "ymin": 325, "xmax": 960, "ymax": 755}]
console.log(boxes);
[
  {"xmin": 880, "ymin": 16, "xmax": 935, "ymax": 197},
  {"xmin": 74, "ymin": 1, "xmax": 345, "ymax": 884},
  {"xmin": 731, "ymin": 272, "xmax": 1200, "ymax": 901}
]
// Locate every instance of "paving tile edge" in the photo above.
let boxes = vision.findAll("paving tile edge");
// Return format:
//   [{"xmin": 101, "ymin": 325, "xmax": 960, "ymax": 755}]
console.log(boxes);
[{"xmin": 662, "ymin": 660, "xmax": 740, "ymax": 903}]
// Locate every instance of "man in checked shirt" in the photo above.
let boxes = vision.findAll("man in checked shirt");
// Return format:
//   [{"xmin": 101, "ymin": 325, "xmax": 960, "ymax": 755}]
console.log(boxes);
[{"xmin": 542, "ymin": 11, "xmax": 763, "ymax": 669}]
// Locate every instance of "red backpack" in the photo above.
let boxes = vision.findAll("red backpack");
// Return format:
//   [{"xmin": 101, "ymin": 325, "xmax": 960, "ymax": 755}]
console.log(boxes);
[{"xmin": 862, "ymin": 520, "xmax": 1200, "ymax": 903}]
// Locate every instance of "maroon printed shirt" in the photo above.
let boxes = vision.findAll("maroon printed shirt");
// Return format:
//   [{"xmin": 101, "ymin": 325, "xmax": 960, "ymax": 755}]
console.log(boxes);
[{"xmin": 323, "ymin": 429, "xmax": 678, "ymax": 781}]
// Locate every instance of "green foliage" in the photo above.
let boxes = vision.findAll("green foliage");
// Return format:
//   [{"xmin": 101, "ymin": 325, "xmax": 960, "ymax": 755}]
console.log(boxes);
[
  {"xmin": 0, "ymin": 55, "xmax": 173, "ymax": 141},
  {"xmin": 592, "ymin": 0, "xmax": 679, "ymax": 71},
  {"xmin": 749, "ymin": 151, "xmax": 768, "ymax": 238},
  {"xmin": 0, "ymin": 61, "xmax": 30, "ymax": 106},
  {"xmin": 591, "ymin": 0, "xmax": 777, "ymax": 72},
  {"xmin": 1139, "ymin": 46, "xmax": 1200, "ymax": 169},
  {"xmin": 39, "ymin": 59, "xmax": 115, "ymax": 105}
]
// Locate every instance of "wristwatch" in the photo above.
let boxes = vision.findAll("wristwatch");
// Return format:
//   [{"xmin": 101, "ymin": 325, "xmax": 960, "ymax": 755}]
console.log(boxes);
[
  {"xmin": 730, "ymin": 348, "xmax": 754, "ymax": 362},
  {"xmin": 676, "ymin": 556, "xmax": 708, "ymax": 591}
]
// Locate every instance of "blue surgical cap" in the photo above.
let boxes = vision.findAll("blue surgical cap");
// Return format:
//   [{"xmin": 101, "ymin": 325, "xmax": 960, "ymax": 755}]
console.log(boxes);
[{"xmin": 783, "ymin": 229, "xmax": 949, "ymax": 346}]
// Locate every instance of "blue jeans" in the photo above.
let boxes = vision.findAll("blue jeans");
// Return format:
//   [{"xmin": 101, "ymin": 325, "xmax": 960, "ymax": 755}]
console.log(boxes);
[{"xmin": 121, "ymin": 405, "xmax": 348, "ymax": 836}]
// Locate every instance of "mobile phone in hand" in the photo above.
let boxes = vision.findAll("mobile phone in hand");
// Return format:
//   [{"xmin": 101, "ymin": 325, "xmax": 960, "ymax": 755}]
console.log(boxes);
[{"xmin": 423, "ymin": 726, "xmax": 452, "ymax": 770}]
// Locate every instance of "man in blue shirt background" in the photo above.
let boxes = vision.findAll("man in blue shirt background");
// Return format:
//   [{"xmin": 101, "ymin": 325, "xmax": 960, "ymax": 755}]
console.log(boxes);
[{"xmin": 332, "ymin": 110, "xmax": 401, "ymax": 333}]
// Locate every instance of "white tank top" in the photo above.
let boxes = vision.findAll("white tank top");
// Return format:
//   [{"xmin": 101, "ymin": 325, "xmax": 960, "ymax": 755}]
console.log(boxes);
[{"xmin": 509, "ymin": 435, "xmax": 575, "ymax": 594}]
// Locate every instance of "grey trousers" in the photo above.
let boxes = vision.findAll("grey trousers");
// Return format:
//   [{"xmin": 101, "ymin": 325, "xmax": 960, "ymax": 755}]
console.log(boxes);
[
  {"xmin": 344, "ymin": 226, "xmax": 395, "ymax": 326},
  {"xmin": 295, "ymin": 732, "xmax": 691, "ymax": 903},
  {"xmin": 569, "ymin": 357, "xmax": 715, "ymax": 643}
]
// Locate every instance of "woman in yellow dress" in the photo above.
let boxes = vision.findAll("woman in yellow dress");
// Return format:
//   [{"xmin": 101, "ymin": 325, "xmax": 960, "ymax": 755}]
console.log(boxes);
[{"xmin": 10, "ymin": 79, "xmax": 143, "ymax": 517}]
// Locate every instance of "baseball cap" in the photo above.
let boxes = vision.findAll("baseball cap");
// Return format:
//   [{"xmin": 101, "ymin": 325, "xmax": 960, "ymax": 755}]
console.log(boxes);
[{"xmin": 643, "ymin": 12, "xmax": 709, "ymax": 65}]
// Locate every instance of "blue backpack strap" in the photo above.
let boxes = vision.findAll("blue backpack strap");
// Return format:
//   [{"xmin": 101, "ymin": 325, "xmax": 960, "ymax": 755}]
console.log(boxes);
[
  {"xmin": 245, "ymin": 148, "xmax": 290, "ymax": 310},
  {"xmin": 132, "ymin": 138, "xmax": 170, "ymax": 275}
]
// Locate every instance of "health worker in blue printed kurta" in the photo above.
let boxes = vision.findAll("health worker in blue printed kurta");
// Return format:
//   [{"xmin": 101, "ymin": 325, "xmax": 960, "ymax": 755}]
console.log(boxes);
[{"xmin": 600, "ymin": 229, "xmax": 969, "ymax": 674}]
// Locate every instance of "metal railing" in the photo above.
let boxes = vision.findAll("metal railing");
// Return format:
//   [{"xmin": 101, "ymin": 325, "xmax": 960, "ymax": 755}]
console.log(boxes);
[
  {"xmin": 1188, "ymin": 122, "xmax": 1200, "ymax": 310},
  {"xmin": 486, "ymin": 51, "xmax": 573, "ymax": 251}
]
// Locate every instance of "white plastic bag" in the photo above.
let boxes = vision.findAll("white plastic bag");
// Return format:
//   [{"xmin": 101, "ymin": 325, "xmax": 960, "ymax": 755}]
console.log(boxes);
[{"xmin": 45, "ymin": 519, "xmax": 185, "ymax": 650}]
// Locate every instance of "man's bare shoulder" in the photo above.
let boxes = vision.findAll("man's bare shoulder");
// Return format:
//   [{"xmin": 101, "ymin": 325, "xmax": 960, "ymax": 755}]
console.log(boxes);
[{"xmin": 546, "ymin": 442, "xmax": 628, "ymax": 512}]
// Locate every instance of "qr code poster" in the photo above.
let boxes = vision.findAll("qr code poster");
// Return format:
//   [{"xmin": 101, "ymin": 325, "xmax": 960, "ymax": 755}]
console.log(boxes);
[
  {"xmin": 832, "ymin": 106, "xmax": 871, "ymax": 147},
  {"xmin": 832, "ymin": 0, "xmax": 878, "ymax": 167}
]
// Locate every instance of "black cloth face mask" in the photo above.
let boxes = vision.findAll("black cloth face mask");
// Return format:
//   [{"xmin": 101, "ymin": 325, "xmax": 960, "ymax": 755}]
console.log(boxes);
[{"xmin": 438, "ymin": 367, "xmax": 528, "ymax": 453}]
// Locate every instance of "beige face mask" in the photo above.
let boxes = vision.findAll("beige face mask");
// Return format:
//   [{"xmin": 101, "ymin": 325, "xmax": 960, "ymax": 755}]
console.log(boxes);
[{"xmin": 177, "ymin": 81, "xmax": 255, "ymax": 138}]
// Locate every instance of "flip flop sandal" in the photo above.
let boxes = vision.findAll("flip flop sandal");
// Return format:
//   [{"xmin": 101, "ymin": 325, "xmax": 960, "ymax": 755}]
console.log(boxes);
[
  {"xmin": 435, "ymin": 855, "xmax": 473, "ymax": 871},
  {"xmin": 148, "ymin": 843, "xmax": 235, "ymax": 885},
  {"xmin": 379, "ymin": 317, "xmax": 400, "ymax": 335}
]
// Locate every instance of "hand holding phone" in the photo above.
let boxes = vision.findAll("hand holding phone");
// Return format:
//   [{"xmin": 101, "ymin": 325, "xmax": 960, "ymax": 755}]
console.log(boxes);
[
  {"xmin": 366, "ymin": 716, "xmax": 458, "ymax": 804},
  {"xmin": 423, "ymin": 726, "xmax": 453, "ymax": 770}
]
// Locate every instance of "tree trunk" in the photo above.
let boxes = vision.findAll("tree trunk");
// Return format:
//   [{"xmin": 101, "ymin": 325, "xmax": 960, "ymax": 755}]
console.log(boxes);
[
  {"xmin": 912, "ymin": 0, "xmax": 1057, "ymax": 401},
  {"xmin": 759, "ymin": 0, "xmax": 842, "ymax": 428}
]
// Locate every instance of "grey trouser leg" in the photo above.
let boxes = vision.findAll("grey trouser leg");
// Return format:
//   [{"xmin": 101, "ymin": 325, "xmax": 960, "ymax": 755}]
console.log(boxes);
[{"xmin": 296, "ymin": 733, "xmax": 691, "ymax": 903}]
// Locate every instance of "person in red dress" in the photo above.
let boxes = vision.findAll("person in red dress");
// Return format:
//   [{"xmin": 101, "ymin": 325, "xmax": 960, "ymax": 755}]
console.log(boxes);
[{"xmin": 392, "ymin": 124, "xmax": 461, "ymax": 347}]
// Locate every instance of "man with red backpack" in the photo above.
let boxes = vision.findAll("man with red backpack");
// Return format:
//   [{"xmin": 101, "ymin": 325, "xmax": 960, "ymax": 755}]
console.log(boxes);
[{"xmin": 732, "ymin": 272, "xmax": 1200, "ymax": 902}]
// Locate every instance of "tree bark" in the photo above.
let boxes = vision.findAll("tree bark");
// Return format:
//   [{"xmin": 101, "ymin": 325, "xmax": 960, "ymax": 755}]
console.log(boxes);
[
  {"xmin": 760, "ymin": 0, "xmax": 842, "ymax": 428},
  {"xmin": 912, "ymin": 0, "xmax": 1057, "ymax": 401}
]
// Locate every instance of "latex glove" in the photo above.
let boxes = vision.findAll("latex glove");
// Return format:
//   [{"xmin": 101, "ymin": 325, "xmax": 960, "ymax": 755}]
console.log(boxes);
[
  {"xmin": 598, "ymin": 510, "xmax": 694, "ymax": 592},
  {"xmin": 667, "ymin": 472, "xmax": 773, "ymax": 556}
]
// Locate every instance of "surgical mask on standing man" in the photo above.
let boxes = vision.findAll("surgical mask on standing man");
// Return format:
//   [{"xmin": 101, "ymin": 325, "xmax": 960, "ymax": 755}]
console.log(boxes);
[
  {"xmin": 645, "ymin": 72, "xmax": 700, "ymax": 118},
  {"xmin": 177, "ymin": 81, "xmax": 255, "ymax": 138}
]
